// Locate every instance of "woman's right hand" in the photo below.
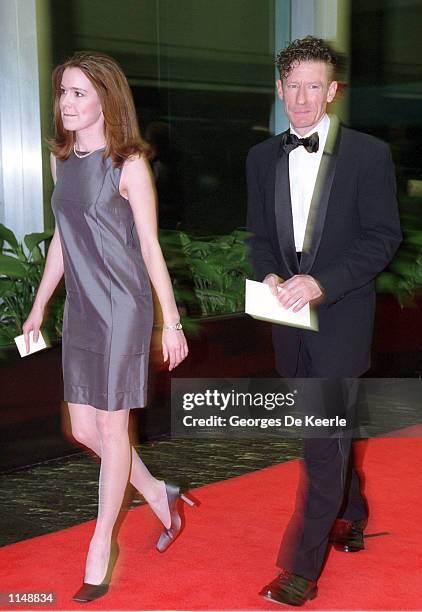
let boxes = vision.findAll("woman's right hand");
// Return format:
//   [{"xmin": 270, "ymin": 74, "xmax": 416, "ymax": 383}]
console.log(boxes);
[{"xmin": 22, "ymin": 306, "xmax": 44, "ymax": 354}]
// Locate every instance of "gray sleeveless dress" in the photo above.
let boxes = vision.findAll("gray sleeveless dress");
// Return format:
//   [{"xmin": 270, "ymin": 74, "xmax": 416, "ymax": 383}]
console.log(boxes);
[{"xmin": 51, "ymin": 149, "xmax": 153, "ymax": 411}]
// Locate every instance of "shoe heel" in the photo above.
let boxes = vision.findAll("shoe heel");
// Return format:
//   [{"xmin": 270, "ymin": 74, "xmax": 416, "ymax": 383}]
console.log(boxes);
[
  {"xmin": 181, "ymin": 493, "xmax": 195, "ymax": 507},
  {"xmin": 309, "ymin": 587, "xmax": 318, "ymax": 601}
]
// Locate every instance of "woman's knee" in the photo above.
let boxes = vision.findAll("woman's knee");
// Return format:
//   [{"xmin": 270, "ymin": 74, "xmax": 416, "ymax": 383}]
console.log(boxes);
[
  {"xmin": 96, "ymin": 410, "xmax": 129, "ymax": 445},
  {"xmin": 67, "ymin": 402, "xmax": 99, "ymax": 450},
  {"xmin": 70, "ymin": 424, "xmax": 98, "ymax": 450}
]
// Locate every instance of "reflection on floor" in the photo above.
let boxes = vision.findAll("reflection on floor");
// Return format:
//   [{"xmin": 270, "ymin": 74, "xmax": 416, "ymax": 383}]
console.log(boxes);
[
  {"xmin": 3, "ymin": 377, "xmax": 422, "ymax": 549},
  {"xmin": 0, "ymin": 438, "xmax": 301, "ymax": 547}
]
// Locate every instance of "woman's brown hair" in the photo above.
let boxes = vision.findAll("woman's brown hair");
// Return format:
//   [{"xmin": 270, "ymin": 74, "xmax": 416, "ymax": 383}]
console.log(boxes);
[{"xmin": 50, "ymin": 51, "xmax": 147, "ymax": 165}]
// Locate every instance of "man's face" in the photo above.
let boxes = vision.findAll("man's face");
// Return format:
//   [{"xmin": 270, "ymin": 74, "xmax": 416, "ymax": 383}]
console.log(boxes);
[{"xmin": 276, "ymin": 60, "xmax": 337, "ymax": 136}]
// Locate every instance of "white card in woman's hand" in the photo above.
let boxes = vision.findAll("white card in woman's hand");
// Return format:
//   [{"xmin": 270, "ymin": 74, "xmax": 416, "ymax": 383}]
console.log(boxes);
[{"xmin": 14, "ymin": 330, "xmax": 48, "ymax": 357}]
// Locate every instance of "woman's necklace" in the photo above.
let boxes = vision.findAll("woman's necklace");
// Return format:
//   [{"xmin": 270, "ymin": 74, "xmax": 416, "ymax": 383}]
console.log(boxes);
[{"xmin": 73, "ymin": 143, "xmax": 106, "ymax": 159}]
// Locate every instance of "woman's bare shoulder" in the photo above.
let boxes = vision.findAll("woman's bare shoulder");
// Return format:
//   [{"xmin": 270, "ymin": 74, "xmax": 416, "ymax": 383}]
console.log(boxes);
[{"xmin": 122, "ymin": 153, "xmax": 152, "ymax": 181}]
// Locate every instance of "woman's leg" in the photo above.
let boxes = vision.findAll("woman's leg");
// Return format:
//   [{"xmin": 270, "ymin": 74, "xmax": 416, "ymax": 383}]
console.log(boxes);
[
  {"xmin": 68, "ymin": 404, "xmax": 170, "ymax": 534},
  {"xmin": 82, "ymin": 407, "xmax": 131, "ymax": 584}
]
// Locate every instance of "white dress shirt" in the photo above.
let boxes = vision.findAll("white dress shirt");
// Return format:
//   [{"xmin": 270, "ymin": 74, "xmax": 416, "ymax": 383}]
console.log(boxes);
[{"xmin": 288, "ymin": 114, "xmax": 330, "ymax": 251}]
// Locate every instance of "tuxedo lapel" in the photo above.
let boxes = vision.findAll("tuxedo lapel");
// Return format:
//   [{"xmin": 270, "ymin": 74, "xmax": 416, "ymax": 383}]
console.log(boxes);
[
  {"xmin": 274, "ymin": 133, "xmax": 299, "ymax": 276},
  {"xmin": 300, "ymin": 115, "xmax": 341, "ymax": 274}
]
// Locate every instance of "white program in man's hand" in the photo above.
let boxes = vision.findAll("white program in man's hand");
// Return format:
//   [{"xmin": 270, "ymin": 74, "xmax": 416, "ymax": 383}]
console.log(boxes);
[{"xmin": 245, "ymin": 279, "xmax": 318, "ymax": 331}]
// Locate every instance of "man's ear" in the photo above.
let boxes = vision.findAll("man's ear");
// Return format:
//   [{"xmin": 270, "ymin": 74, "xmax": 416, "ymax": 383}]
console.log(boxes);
[
  {"xmin": 276, "ymin": 79, "xmax": 284, "ymax": 101},
  {"xmin": 327, "ymin": 80, "xmax": 338, "ymax": 103}
]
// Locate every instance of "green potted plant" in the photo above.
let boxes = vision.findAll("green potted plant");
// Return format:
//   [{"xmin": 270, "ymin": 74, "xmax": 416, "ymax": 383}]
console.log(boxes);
[{"xmin": 0, "ymin": 223, "xmax": 64, "ymax": 353}]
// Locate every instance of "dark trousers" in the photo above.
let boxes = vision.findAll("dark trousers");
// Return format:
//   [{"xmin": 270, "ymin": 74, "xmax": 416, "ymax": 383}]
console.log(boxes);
[{"xmin": 276, "ymin": 343, "xmax": 368, "ymax": 581}]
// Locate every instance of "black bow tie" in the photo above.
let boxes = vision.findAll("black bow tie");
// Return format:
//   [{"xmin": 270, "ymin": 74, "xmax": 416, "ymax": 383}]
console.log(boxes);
[{"xmin": 281, "ymin": 131, "xmax": 319, "ymax": 154}]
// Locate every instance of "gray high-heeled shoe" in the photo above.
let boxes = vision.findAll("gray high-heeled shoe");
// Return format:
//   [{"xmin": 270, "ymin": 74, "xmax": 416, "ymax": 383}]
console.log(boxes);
[
  {"xmin": 156, "ymin": 482, "xmax": 195, "ymax": 553},
  {"xmin": 73, "ymin": 542, "xmax": 119, "ymax": 603}
]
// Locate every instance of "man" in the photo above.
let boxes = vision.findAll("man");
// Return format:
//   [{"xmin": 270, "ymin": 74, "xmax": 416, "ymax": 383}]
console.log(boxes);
[{"xmin": 246, "ymin": 36, "xmax": 401, "ymax": 606}]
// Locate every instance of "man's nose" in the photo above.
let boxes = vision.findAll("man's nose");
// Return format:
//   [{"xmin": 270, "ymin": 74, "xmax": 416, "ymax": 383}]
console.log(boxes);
[{"xmin": 296, "ymin": 85, "xmax": 307, "ymax": 105}]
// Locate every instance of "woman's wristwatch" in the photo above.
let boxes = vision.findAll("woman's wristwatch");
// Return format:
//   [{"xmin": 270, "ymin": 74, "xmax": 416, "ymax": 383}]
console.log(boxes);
[{"xmin": 163, "ymin": 322, "xmax": 183, "ymax": 331}]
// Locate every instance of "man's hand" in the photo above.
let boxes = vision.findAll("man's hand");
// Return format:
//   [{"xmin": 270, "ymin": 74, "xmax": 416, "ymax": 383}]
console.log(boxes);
[
  {"xmin": 263, "ymin": 273, "xmax": 284, "ymax": 296},
  {"xmin": 277, "ymin": 275, "xmax": 324, "ymax": 311},
  {"xmin": 264, "ymin": 274, "xmax": 324, "ymax": 312}
]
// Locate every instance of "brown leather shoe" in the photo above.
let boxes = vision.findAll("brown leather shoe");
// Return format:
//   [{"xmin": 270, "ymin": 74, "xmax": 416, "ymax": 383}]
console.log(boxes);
[
  {"xmin": 330, "ymin": 518, "xmax": 367, "ymax": 552},
  {"xmin": 260, "ymin": 569, "xmax": 317, "ymax": 606}
]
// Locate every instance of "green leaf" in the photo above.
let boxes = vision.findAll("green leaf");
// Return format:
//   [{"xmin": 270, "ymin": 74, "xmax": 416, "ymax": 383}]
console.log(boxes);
[
  {"xmin": 0, "ymin": 329, "xmax": 15, "ymax": 347},
  {"xmin": 231, "ymin": 229, "xmax": 250, "ymax": 241},
  {"xmin": 0, "ymin": 254, "xmax": 28, "ymax": 278},
  {"xmin": 179, "ymin": 317, "xmax": 200, "ymax": 335},
  {"xmin": 188, "ymin": 242, "xmax": 212, "ymax": 257},
  {"xmin": 0, "ymin": 279, "xmax": 15, "ymax": 298},
  {"xmin": 0, "ymin": 224, "xmax": 19, "ymax": 251},
  {"xmin": 15, "ymin": 245, "xmax": 28, "ymax": 262},
  {"xmin": 178, "ymin": 232, "xmax": 192, "ymax": 248},
  {"xmin": 189, "ymin": 259, "xmax": 225, "ymax": 288},
  {"xmin": 172, "ymin": 287, "xmax": 198, "ymax": 304},
  {"xmin": 376, "ymin": 272, "xmax": 399, "ymax": 293},
  {"xmin": 30, "ymin": 245, "xmax": 43, "ymax": 262},
  {"xmin": 24, "ymin": 230, "xmax": 53, "ymax": 254}
]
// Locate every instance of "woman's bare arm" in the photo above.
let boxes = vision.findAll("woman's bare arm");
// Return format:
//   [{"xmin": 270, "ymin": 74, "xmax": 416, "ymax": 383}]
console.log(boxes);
[
  {"xmin": 22, "ymin": 154, "xmax": 64, "ymax": 351},
  {"xmin": 120, "ymin": 154, "xmax": 188, "ymax": 370}
]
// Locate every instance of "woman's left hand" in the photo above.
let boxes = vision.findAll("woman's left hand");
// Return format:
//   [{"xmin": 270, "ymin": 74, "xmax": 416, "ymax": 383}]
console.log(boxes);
[{"xmin": 162, "ymin": 329, "xmax": 189, "ymax": 371}]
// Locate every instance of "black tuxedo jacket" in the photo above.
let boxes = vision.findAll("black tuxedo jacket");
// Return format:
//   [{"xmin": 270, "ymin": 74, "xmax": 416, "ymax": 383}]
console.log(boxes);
[{"xmin": 246, "ymin": 115, "xmax": 402, "ymax": 377}]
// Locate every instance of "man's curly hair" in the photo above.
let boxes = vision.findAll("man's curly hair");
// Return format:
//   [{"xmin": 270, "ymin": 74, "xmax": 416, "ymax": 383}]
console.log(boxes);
[{"xmin": 276, "ymin": 36, "xmax": 339, "ymax": 80}]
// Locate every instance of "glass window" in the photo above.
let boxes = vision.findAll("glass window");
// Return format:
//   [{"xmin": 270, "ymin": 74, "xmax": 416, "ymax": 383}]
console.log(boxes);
[
  {"xmin": 350, "ymin": 0, "xmax": 422, "ymax": 305},
  {"xmin": 48, "ymin": 0, "xmax": 278, "ymax": 317}
]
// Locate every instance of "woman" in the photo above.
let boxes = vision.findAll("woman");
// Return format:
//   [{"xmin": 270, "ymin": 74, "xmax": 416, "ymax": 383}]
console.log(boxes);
[{"xmin": 22, "ymin": 52, "xmax": 193, "ymax": 602}]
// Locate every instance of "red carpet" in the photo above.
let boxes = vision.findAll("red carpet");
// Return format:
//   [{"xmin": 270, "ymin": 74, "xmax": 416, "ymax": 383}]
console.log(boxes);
[{"xmin": 1, "ymin": 427, "xmax": 422, "ymax": 611}]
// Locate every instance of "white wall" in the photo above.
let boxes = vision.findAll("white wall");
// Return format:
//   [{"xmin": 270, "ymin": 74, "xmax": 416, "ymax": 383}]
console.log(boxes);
[{"xmin": 0, "ymin": 0, "xmax": 44, "ymax": 240}]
